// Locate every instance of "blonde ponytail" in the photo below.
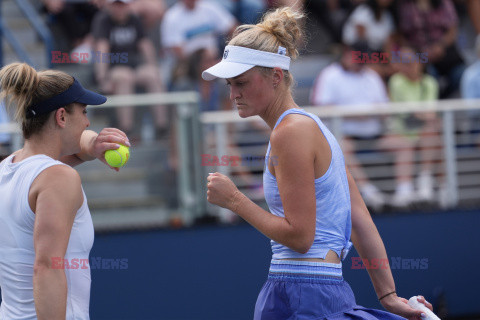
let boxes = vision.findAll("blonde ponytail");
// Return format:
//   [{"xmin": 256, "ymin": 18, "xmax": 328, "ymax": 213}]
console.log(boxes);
[
  {"xmin": 0, "ymin": 62, "xmax": 74, "ymax": 139},
  {"xmin": 0, "ymin": 62, "xmax": 39, "ymax": 122}
]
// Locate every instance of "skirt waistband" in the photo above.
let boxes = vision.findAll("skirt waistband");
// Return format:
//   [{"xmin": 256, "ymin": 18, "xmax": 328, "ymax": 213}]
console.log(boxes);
[{"xmin": 268, "ymin": 259, "xmax": 343, "ymax": 282}]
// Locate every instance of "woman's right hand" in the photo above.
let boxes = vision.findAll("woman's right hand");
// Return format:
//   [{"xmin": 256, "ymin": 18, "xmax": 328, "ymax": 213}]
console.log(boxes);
[
  {"xmin": 381, "ymin": 293, "xmax": 433, "ymax": 320},
  {"xmin": 206, "ymin": 172, "xmax": 241, "ymax": 211}
]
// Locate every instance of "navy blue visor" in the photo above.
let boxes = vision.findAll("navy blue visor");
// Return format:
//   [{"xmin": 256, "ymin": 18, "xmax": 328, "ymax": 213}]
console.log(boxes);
[{"xmin": 26, "ymin": 78, "xmax": 107, "ymax": 119}]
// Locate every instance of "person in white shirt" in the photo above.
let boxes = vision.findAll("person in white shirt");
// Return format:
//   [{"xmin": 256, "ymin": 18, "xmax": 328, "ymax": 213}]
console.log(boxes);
[
  {"xmin": 0, "ymin": 62, "xmax": 129, "ymax": 320},
  {"xmin": 311, "ymin": 46, "xmax": 415, "ymax": 210},
  {"xmin": 342, "ymin": 0, "xmax": 395, "ymax": 52},
  {"xmin": 161, "ymin": 0, "xmax": 237, "ymax": 61},
  {"xmin": 342, "ymin": 0, "xmax": 395, "ymax": 79}
]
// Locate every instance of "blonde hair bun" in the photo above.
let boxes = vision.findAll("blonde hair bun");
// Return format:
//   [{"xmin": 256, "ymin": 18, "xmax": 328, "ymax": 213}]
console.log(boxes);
[{"xmin": 230, "ymin": 6, "xmax": 304, "ymax": 60}]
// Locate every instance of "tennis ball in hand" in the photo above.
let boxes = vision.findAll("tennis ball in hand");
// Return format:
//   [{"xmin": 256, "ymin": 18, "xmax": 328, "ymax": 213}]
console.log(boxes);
[{"xmin": 105, "ymin": 145, "xmax": 130, "ymax": 168}]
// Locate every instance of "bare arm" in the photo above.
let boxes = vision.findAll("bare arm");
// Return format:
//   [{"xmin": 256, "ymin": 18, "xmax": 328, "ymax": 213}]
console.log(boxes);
[
  {"xmin": 166, "ymin": 46, "xmax": 184, "ymax": 61},
  {"xmin": 59, "ymin": 129, "xmax": 130, "ymax": 168},
  {"xmin": 207, "ymin": 117, "xmax": 318, "ymax": 253},
  {"xmin": 59, "ymin": 130, "xmax": 98, "ymax": 167},
  {"xmin": 467, "ymin": 0, "xmax": 480, "ymax": 35},
  {"xmin": 138, "ymin": 38, "xmax": 158, "ymax": 66},
  {"xmin": 347, "ymin": 167, "xmax": 431, "ymax": 319},
  {"xmin": 94, "ymin": 39, "xmax": 110, "ymax": 85},
  {"xmin": 32, "ymin": 166, "xmax": 83, "ymax": 320},
  {"xmin": 348, "ymin": 167, "xmax": 395, "ymax": 297}
]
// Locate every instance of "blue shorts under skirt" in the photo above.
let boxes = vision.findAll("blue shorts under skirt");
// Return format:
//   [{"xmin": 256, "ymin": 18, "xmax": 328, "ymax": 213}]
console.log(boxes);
[{"xmin": 254, "ymin": 260, "xmax": 406, "ymax": 320}]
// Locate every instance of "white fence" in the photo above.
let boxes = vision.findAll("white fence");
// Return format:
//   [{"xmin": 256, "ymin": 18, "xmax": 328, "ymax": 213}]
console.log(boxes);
[
  {"xmin": 2, "ymin": 95, "xmax": 480, "ymax": 229},
  {"xmin": 201, "ymin": 99, "xmax": 480, "ymax": 217}
]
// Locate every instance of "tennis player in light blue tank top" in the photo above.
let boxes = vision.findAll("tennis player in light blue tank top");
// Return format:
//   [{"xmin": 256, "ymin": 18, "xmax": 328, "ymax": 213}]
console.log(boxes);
[
  {"xmin": 203, "ymin": 7, "xmax": 434, "ymax": 320},
  {"xmin": 264, "ymin": 108, "xmax": 353, "ymax": 262}
]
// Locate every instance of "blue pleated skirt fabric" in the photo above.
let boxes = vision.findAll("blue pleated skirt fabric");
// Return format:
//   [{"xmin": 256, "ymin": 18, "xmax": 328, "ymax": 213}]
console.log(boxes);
[{"xmin": 254, "ymin": 260, "xmax": 407, "ymax": 320}]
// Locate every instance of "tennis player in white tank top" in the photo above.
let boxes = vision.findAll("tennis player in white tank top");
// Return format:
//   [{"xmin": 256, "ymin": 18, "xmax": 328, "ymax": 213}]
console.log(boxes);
[{"xmin": 0, "ymin": 63, "xmax": 130, "ymax": 320}]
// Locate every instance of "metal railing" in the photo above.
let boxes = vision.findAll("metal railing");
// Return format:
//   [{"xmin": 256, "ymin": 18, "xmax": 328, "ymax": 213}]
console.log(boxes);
[
  {"xmin": 0, "ymin": 91, "xmax": 204, "ymax": 229},
  {"xmin": 2, "ymin": 96, "xmax": 480, "ymax": 229},
  {"xmin": 0, "ymin": 0, "xmax": 54, "ymax": 68},
  {"xmin": 201, "ymin": 99, "xmax": 480, "ymax": 215},
  {"xmin": 98, "ymin": 91, "xmax": 205, "ymax": 222}
]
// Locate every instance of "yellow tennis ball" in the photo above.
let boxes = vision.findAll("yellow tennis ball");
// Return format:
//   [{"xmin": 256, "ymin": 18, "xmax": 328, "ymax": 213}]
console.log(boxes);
[{"xmin": 105, "ymin": 145, "xmax": 130, "ymax": 168}]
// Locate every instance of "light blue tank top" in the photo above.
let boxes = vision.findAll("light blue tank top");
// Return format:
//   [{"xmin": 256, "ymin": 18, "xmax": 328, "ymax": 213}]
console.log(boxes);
[{"xmin": 263, "ymin": 108, "xmax": 353, "ymax": 260}]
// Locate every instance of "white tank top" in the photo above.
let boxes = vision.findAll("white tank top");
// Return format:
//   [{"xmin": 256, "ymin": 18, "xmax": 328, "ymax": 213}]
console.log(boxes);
[{"xmin": 0, "ymin": 154, "xmax": 94, "ymax": 320}]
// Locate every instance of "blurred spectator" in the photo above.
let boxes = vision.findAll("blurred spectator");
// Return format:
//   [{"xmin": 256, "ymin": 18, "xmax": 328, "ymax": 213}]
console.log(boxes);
[
  {"xmin": 233, "ymin": 0, "xmax": 266, "ymax": 24},
  {"xmin": 268, "ymin": 0, "xmax": 359, "ymax": 46},
  {"xmin": 310, "ymin": 46, "xmax": 416, "ymax": 211},
  {"xmin": 342, "ymin": 0, "xmax": 395, "ymax": 52},
  {"xmin": 92, "ymin": 0, "xmax": 168, "ymax": 138},
  {"xmin": 267, "ymin": 0, "xmax": 304, "ymax": 12},
  {"xmin": 212, "ymin": 0, "xmax": 266, "ymax": 24},
  {"xmin": 461, "ymin": 35, "xmax": 480, "ymax": 100},
  {"xmin": 0, "ymin": 102, "xmax": 11, "ymax": 158},
  {"xmin": 388, "ymin": 46, "xmax": 442, "ymax": 206},
  {"xmin": 396, "ymin": 0, "xmax": 466, "ymax": 98},
  {"xmin": 466, "ymin": 0, "xmax": 480, "ymax": 35},
  {"xmin": 130, "ymin": 0, "xmax": 166, "ymax": 31},
  {"xmin": 161, "ymin": 0, "xmax": 237, "ymax": 63},
  {"xmin": 169, "ymin": 47, "xmax": 262, "ymax": 215},
  {"xmin": 174, "ymin": 48, "xmax": 230, "ymax": 112},
  {"xmin": 460, "ymin": 34, "xmax": 480, "ymax": 147},
  {"xmin": 342, "ymin": 0, "xmax": 395, "ymax": 79},
  {"xmin": 42, "ymin": 0, "xmax": 101, "ymax": 53},
  {"xmin": 130, "ymin": 0, "xmax": 167, "ymax": 51}
]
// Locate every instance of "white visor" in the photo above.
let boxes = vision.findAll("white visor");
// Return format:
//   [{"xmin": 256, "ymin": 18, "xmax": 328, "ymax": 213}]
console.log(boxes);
[{"xmin": 202, "ymin": 45, "xmax": 291, "ymax": 81}]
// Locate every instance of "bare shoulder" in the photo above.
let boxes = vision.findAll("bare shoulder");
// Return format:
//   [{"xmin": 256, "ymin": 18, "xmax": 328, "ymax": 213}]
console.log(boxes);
[
  {"xmin": 270, "ymin": 113, "xmax": 318, "ymax": 147},
  {"xmin": 29, "ymin": 164, "xmax": 83, "ymax": 214},
  {"xmin": 32, "ymin": 165, "xmax": 82, "ymax": 197}
]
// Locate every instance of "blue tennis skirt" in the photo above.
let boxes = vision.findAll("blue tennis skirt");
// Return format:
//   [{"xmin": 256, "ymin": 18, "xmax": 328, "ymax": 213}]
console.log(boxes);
[{"xmin": 254, "ymin": 260, "xmax": 407, "ymax": 320}]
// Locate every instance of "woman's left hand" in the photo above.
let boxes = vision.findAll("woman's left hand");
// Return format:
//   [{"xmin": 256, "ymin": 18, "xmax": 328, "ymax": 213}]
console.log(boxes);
[
  {"xmin": 89, "ymin": 128, "xmax": 130, "ymax": 171},
  {"xmin": 206, "ymin": 172, "xmax": 240, "ymax": 210},
  {"xmin": 381, "ymin": 294, "xmax": 433, "ymax": 320}
]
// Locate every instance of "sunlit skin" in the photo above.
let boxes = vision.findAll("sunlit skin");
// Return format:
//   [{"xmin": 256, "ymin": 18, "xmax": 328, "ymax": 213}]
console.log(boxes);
[
  {"xmin": 62, "ymin": 104, "xmax": 90, "ymax": 156},
  {"xmin": 226, "ymin": 67, "xmax": 299, "ymax": 129},
  {"xmin": 13, "ymin": 103, "xmax": 90, "ymax": 163},
  {"xmin": 341, "ymin": 48, "xmax": 363, "ymax": 73},
  {"xmin": 182, "ymin": 0, "xmax": 197, "ymax": 10},
  {"xmin": 397, "ymin": 47, "xmax": 423, "ymax": 82}
]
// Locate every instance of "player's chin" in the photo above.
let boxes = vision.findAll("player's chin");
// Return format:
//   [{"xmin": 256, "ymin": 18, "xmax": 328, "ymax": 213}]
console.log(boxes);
[{"xmin": 237, "ymin": 106, "xmax": 251, "ymax": 118}]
